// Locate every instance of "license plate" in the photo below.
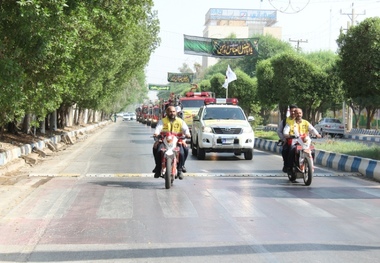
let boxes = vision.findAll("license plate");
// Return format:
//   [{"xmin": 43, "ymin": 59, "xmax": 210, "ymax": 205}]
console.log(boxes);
[{"xmin": 222, "ymin": 138, "xmax": 234, "ymax": 144}]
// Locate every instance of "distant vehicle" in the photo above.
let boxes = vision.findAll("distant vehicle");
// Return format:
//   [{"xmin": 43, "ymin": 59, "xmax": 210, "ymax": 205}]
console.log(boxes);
[
  {"xmin": 141, "ymin": 104, "xmax": 150, "ymax": 124},
  {"xmin": 146, "ymin": 105, "xmax": 153, "ymax": 126},
  {"xmin": 136, "ymin": 106, "xmax": 143, "ymax": 122},
  {"xmin": 123, "ymin": 113, "xmax": 132, "ymax": 121},
  {"xmin": 128, "ymin": 112, "xmax": 136, "ymax": 121},
  {"xmin": 314, "ymin": 118, "xmax": 345, "ymax": 137},
  {"xmin": 150, "ymin": 105, "xmax": 160, "ymax": 128}
]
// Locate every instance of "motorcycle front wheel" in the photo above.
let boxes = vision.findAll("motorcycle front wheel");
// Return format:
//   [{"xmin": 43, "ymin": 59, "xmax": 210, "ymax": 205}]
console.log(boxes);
[
  {"xmin": 303, "ymin": 156, "xmax": 313, "ymax": 186},
  {"xmin": 165, "ymin": 158, "xmax": 172, "ymax": 189}
]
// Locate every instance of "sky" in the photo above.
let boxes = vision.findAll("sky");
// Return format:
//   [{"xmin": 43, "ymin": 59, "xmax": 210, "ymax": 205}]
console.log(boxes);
[{"xmin": 145, "ymin": 0, "xmax": 380, "ymax": 88}]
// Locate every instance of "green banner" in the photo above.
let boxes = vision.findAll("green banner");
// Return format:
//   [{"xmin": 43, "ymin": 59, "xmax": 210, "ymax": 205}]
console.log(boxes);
[
  {"xmin": 183, "ymin": 35, "xmax": 213, "ymax": 56},
  {"xmin": 184, "ymin": 35, "xmax": 259, "ymax": 58},
  {"xmin": 148, "ymin": 84, "xmax": 170, "ymax": 90},
  {"xmin": 167, "ymin": 73, "xmax": 194, "ymax": 83}
]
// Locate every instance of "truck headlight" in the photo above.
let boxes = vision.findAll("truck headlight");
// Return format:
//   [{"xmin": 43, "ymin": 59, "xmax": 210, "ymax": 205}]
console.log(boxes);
[
  {"xmin": 243, "ymin": 126, "xmax": 253, "ymax": 133},
  {"xmin": 203, "ymin": 126, "xmax": 212, "ymax": 133}
]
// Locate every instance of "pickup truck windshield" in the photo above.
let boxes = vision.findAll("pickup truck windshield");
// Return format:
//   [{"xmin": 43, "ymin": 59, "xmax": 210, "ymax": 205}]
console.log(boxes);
[{"xmin": 203, "ymin": 108, "xmax": 245, "ymax": 120}]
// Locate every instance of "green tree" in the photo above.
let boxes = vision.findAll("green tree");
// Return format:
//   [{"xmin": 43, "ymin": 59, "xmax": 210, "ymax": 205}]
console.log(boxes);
[
  {"xmin": 0, "ymin": 0, "xmax": 160, "ymax": 131},
  {"xmin": 228, "ymin": 69, "xmax": 257, "ymax": 115},
  {"xmin": 303, "ymin": 51, "xmax": 344, "ymax": 123},
  {"xmin": 256, "ymin": 52, "xmax": 326, "ymax": 122},
  {"xmin": 337, "ymin": 17, "xmax": 380, "ymax": 129},
  {"xmin": 209, "ymin": 73, "xmax": 227, "ymax": 98},
  {"xmin": 239, "ymin": 34, "xmax": 294, "ymax": 77}
]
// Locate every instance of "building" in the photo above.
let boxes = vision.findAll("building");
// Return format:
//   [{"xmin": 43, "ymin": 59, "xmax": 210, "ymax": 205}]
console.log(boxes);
[{"xmin": 202, "ymin": 8, "xmax": 282, "ymax": 68}]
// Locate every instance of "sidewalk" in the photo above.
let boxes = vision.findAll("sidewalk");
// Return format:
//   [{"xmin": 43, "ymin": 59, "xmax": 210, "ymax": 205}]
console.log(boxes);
[{"xmin": 0, "ymin": 121, "xmax": 110, "ymax": 180}]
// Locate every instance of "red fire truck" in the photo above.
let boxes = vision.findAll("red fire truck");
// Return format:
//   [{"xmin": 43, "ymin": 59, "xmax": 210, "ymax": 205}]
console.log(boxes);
[
  {"xmin": 150, "ymin": 104, "xmax": 161, "ymax": 128},
  {"xmin": 141, "ymin": 103, "xmax": 149, "ymax": 124},
  {"xmin": 179, "ymin": 89, "xmax": 215, "ymax": 132}
]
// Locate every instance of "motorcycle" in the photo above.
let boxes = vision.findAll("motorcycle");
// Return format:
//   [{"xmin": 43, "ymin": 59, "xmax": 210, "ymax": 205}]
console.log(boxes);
[
  {"xmin": 154, "ymin": 133, "xmax": 184, "ymax": 189},
  {"xmin": 287, "ymin": 134, "xmax": 315, "ymax": 186}
]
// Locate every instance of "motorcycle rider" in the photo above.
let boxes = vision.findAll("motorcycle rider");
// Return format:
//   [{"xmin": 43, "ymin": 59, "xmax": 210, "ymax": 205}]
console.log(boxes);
[
  {"xmin": 277, "ymin": 104, "xmax": 298, "ymax": 173},
  {"xmin": 283, "ymin": 108, "xmax": 321, "ymax": 169},
  {"xmin": 152, "ymin": 106, "xmax": 191, "ymax": 179}
]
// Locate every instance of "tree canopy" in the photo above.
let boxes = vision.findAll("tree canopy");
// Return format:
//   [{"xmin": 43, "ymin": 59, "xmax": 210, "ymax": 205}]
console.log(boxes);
[
  {"xmin": 337, "ymin": 17, "xmax": 380, "ymax": 128},
  {"xmin": 0, "ymin": 0, "xmax": 159, "ymax": 131}
]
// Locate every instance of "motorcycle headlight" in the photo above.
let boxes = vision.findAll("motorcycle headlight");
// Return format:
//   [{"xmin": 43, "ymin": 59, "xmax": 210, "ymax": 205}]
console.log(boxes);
[
  {"xmin": 166, "ymin": 135, "xmax": 174, "ymax": 143},
  {"xmin": 203, "ymin": 126, "xmax": 212, "ymax": 133}
]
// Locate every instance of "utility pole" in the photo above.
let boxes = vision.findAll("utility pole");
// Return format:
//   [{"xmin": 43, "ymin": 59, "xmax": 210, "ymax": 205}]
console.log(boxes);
[
  {"xmin": 340, "ymin": 3, "xmax": 366, "ymax": 28},
  {"xmin": 289, "ymin": 38, "xmax": 308, "ymax": 52},
  {"xmin": 340, "ymin": 3, "xmax": 366, "ymax": 132}
]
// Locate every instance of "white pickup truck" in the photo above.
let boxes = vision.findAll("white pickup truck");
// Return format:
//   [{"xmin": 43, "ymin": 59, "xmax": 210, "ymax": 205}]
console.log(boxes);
[{"xmin": 191, "ymin": 98, "xmax": 255, "ymax": 160}]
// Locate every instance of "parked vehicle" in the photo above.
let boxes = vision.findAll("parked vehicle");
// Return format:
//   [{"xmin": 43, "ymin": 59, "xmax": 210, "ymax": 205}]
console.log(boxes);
[
  {"xmin": 128, "ymin": 112, "xmax": 136, "ymax": 121},
  {"xmin": 314, "ymin": 118, "xmax": 345, "ymax": 137},
  {"xmin": 123, "ymin": 113, "xmax": 132, "ymax": 121}
]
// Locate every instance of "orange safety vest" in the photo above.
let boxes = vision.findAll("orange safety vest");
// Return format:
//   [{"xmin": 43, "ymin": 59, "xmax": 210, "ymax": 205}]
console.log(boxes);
[
  {"xmin": 161, "ymin": 117, "xmax": 183, "ymax": 136},
  {"xmin": 287, "ymin": 119, "xmax": 311, "ymax": 145}
]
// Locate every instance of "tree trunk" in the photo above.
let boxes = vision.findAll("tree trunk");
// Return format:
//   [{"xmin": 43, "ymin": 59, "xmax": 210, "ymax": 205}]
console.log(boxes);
[
  {"xmin": 366, "ymin": 107, "xmax": 376, "ymax": 129},
  {"xmin": 6, "ymin": 121, "xmax": 18, "ymax": 134},
  {"xmin": 22, "ymin": 114, "xmax": 31, "ymax": 134},
  {"xmin": 74, "ymin": 106, "xmax": 79, "ymax": 125},
  {"xmin": 87, "ymin": 110, "xmax": 92, "ymax": 123},
  {"xmin": 50, "ymin": 110, "xmax": 57, "ymax": 131},
  {"xmin": 40, "ymin": 120, "xmax": 45, "ymax": 134},
  {"xmin": 349, "ymin": 102, "xmax": 363, "ymax": 129}
]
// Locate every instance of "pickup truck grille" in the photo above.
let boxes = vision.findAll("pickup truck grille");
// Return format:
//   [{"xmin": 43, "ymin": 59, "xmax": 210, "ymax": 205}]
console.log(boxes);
[{"xmin": 213, "ymin": 128, "xmax": 242, "ymax": 134}]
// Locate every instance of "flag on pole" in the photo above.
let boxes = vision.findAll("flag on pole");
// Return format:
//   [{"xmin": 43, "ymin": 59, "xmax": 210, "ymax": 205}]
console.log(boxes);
[{"xmin": 222, "ymin": 65, "xmax": 237, "ymax": 89}]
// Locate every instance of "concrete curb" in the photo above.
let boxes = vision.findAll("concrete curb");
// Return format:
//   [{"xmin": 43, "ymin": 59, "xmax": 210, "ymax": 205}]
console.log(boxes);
[
  {"xmin": 345, "ymin": 134, "xmax": 380, "ymax": 142},
  {"xmin": 254, "ymin": 138, "xmax": 380, "ymax": 181},
  {"xmin": 0, "ymin": 121, "xmax": 110, "ymax": 168}
]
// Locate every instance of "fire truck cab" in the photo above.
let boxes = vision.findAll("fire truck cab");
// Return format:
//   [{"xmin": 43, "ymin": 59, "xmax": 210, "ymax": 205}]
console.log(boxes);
[{"xmin": 180, "ymin": 91, "xmax": 215, "ymax": 133}]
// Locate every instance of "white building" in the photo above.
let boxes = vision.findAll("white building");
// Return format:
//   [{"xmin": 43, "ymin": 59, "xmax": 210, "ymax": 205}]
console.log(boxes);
[{"xmin": 202, "ymin": 8, "xmax": 282, "ymax": 68}]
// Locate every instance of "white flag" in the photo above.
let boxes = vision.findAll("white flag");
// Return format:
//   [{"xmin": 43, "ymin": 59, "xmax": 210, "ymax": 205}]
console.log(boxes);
[
  {"xmin": 222, "ymin": 65, "xmax": 237, "ymax": 89},
  {"xmin": 286, "ymin": 106, "xmax": 290, "ymax": 117}
]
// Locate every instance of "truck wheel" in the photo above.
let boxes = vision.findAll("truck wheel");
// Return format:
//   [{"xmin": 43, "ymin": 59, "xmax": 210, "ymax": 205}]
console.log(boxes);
[
  {"xmin": 191, "ymin": 138, "xmax": 197, "ymax": 156},
  {"xmin": 244, "ymin": 149, "xmax": 253, "ymax": 160},
  {"xmin": 197, "ymin": 141, "xmax": 205, "ymax": 160}
]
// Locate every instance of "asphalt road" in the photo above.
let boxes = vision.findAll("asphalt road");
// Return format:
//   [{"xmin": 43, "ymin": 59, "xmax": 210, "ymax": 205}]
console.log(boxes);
[{"xmin": 0, "ymin": 120, "xmax": 379, "ymax": 263}]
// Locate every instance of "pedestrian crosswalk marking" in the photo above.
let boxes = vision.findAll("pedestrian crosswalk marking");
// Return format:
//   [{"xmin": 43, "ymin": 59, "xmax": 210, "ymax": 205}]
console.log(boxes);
[
  {"xmin": 208, "ymin": 189, "xmax": 266, "ymax": 217},
  {"xmin": 331, "ymin": 199, "xmax": 380, "ymax": 218},
  {"xmin": 157, "ymin": 190, "xmax": 198, "ymax": 218},
  {"xmin": 275, "ymin": 198, "xmax": 335, "ymax": 218}
]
